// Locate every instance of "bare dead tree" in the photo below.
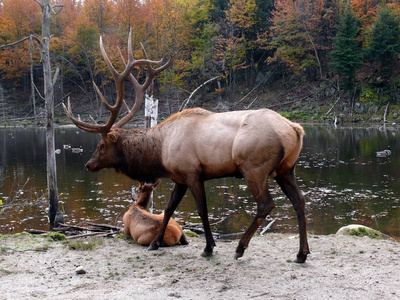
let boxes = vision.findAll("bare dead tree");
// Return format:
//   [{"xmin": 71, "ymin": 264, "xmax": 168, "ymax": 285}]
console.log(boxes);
[
  {"xmin": 34, "ymin": 0, "xmax": 64, "ymax": 228},
  {"xmin": 0, "ymin": 4, "xmax": 63, "ymax": 228}
]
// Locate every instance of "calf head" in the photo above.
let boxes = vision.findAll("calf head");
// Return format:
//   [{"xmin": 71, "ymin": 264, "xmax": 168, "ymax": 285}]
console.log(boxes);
[{"xmin": 132, "ymin": 180, "xmax": 161, "ymax": 209}]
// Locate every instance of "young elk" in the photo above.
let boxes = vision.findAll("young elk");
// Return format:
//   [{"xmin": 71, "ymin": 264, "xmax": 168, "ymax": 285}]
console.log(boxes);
[
  {"xmin": 123, "ymin": 180, "xmax": 188, "ymax": 246},
  {"xmin": 64, "ymin": 30, "xmax": 310, "ymax": 263}
]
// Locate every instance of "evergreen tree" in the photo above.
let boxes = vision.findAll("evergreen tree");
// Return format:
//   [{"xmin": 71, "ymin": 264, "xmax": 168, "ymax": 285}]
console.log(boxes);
[
  {"xmin": 329, "ymin": 6, "xmax": 361, "ymax": 91},
  {"xmin": 364, "ymin": 6, "xmax": 400, "ymax": 76}
]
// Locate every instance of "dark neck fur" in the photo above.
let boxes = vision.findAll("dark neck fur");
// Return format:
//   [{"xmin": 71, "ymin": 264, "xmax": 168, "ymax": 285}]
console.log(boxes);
[{"xmin": 114, "ymin": 128, "xmax": 166, "ymax": 182}]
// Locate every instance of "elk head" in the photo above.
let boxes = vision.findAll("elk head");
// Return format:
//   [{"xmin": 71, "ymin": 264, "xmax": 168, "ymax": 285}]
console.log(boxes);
[{"xmin": 63, "ymin": 30, "xmax": 174, "ymax": 173}]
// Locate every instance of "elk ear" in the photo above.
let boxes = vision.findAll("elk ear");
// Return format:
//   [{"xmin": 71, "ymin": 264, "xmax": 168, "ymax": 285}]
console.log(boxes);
[
  {"xmin": 107, "ymin": 131, "xmax": 119, "ymax": 143},
  {"xmin": 153, "ymin": 179, "xmax": 161, "ymax": 188}
]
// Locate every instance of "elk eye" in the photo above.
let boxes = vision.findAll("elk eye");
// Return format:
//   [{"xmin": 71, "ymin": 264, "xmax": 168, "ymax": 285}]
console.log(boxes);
[{"xmin": 99, "ymin": 143, "xmax": 105, "ymax": 150}]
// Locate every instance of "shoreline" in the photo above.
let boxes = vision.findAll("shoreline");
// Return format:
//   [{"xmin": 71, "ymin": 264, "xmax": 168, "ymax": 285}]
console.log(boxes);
[{"xmin": 1, "ymin": 233, "xmax": 399, "ymax": 299}]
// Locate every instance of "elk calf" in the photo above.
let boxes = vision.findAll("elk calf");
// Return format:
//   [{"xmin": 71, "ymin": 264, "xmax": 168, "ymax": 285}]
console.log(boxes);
[{"xmin": 123, "ymin": 181, "xmax": 188, "ymax": 246}]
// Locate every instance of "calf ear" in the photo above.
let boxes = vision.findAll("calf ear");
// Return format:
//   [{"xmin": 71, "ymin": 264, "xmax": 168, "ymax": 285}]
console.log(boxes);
[
  {"xmin": 107, "ymin": 131, "xmax": 119, "ymax": 143},
  {"xmin": 153, "ymin": 179, "xmax": 161, "ymax": 188}
]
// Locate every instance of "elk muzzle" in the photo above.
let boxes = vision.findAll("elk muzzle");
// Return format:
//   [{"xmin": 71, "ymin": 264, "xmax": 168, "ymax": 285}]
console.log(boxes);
[{"xmin": 85, "ymin": 158, "xmax": 100, "ymax": 173}]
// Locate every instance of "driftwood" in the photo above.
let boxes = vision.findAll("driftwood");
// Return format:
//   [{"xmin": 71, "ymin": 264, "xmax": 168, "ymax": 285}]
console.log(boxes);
[
  {"xmin": 30, "ymin": 218, "xmax": 275, "ymax": 240},
  {"xmin": 29, "ymin": 222, "xmax": 123, "ymax": 238}
]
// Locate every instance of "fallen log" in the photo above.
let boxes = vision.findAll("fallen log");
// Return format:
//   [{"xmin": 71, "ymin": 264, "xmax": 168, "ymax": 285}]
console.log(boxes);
[{"xmin": 29, "ymin": 222, "xmax": 122, "ymax": 238}]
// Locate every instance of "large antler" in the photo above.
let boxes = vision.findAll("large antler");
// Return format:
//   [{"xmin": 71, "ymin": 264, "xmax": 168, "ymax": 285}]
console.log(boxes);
[{"xmin": 63, "ymin": 30, "xmax": 174, "ymax": 135}]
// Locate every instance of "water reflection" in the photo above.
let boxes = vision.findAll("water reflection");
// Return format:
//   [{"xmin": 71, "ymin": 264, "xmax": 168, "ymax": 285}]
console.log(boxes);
[{"xmin": 0, "ymin": 125, "xmax": 399, "ymax": 240}]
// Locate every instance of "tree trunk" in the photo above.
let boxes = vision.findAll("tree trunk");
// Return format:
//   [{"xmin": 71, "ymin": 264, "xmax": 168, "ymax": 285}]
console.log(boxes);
[
  {"xmin": 39, "ymin": 0, "xmax": 61, "ymax": 228},
  {"xmin": 145, "ymin": 83, "xmax": 156, "ymax": 212},
  {"xmin": 29, "ymin": 35, "xmax": 36, "ymax": 121}
]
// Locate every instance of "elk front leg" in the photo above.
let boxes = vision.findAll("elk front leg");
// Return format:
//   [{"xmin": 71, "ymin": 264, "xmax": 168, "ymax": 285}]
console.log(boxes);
[
  {"xmin": 148, "ymin": 183, "xmax": 187, "ymax": 250},
  {"xmin": 188, "ymin": 179, "xmax": 215, "ymax": 257}
]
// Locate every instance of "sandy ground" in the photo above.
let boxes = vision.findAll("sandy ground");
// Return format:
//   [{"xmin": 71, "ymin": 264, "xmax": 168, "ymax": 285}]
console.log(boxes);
[{"xmin": 0, "ymin": 233, "xmax": 399, "ymax": 300}]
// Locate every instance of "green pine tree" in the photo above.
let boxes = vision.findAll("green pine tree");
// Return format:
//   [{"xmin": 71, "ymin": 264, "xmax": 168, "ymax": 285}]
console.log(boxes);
[
  {"xmin": 364, "ymin": 6, "xmax": 400, "ymax": 76},
  {"xmin": 329, "ymin": 6, "xmax": 361, "ymax": 91}
]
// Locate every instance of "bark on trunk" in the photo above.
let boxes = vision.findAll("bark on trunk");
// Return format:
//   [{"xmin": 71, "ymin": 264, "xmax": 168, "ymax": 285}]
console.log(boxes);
[{"xmin": 40, "ymin": 0, "xmax": 61, "ymax": 228}]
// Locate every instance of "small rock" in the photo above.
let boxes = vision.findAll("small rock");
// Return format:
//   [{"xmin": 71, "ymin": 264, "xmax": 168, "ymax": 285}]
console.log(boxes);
[
  {"xmin": 336, "ymin": 224, "xmax": 393, "ymax": 240},
  {"xmin": 75, "ymin": 266, "xmax": 86, "ymax": 275},
  {"xmin": 336, "ymin": 224, "xmax": 369, "ymax": 236}
]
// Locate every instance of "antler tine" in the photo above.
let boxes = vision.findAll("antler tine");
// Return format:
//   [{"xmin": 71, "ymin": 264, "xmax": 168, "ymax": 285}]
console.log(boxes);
[
  {"xmin": 61, "ymin": 36, "xmax": 129, "ymax": 136},
  {"xmin": 96, "ymin": 30, "xmax": 159, "ymax": 133},
  {"xmin": 99, "ymin": 36, "xmax": 119, "ymax": 80},
  {"xmin": 113, "ymin": 33, "xmax": 174, "ymax": 128},
  {"xmin": 93, "ymin": 82, "xmax": 113, "ymax": 111},
  {"xmin": 62, "ymin": 97, "xmax": 105, "ymax": 134},
  {"xmin": 140, "ymin": 42, "xmax": 176, "ymax": 75},
  {"xmin": 144, "ymin": 55, "xmax": 176, "ymax": 92},
  {"xmin": 65, "ymin": 30, "xmax": 174, "ymax": 133}
]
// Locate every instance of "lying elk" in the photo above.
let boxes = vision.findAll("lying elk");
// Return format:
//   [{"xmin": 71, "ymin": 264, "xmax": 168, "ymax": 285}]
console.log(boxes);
[
  {"xmin": 123, "ymin": 180, "xmax": 188, "ymax": 246},
  {"xmin": 63, "ymin": 31, "xmax": 310, "ymax": 263}
]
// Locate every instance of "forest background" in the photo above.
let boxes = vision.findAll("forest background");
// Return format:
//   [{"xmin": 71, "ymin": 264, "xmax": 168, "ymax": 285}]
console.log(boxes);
[{"xmin": 1, "ymin": 0, "xmax": 400, "ymax": 124}]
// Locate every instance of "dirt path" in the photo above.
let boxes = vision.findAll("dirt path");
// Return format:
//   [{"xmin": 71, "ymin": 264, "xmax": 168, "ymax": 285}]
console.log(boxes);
[{"xmin": 0, "ymin": 233, "xmax": 399, "ymax": 300}]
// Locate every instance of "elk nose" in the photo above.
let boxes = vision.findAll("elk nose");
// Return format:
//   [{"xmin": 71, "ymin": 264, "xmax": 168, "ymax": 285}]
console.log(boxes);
[{"xmin": 85, "ymin": 160, "xmax": 99, "ymax": 173}]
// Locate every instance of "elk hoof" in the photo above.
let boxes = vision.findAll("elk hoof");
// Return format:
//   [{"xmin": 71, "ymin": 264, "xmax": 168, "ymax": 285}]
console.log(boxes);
[
  {"xmin": 148, "ymin": 241, "xmax": 160, "ymax": 251},
  {"xmin": 201, "ymin": 245, "xmax": 214, "ymax": 257},
  {"xmin": 234, "ymin": 245, "xmax": 246, "ymax": 260},
  {"xmin": 294, "ymin": 252, "xmax": 308, "ymax": 263},
  {"xmin": 201, "ymin": 250, "xmax": 213, "ymax": 257}
]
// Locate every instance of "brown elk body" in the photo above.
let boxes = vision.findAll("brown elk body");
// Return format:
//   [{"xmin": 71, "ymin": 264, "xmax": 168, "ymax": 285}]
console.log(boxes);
[
  {"xmin": 123, "ymin": 181, "xmax": 188, "ymax": 246},
  {"xmin": 64, "ymin": 31, "xmax": 310, "ymax": 263}
]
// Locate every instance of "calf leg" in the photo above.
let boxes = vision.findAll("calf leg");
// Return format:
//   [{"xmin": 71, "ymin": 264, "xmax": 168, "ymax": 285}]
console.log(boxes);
[
  {"xmin": 180, "ymin": 233, "xmax": 189, "ymax": 245},
  {"xmin": 149, "ymin": 183, "xmax": 187, "ymax": 250},
  {"xmin": 275, "ymin": 167, "xmax": 310, "ymax": 263},
  {"xmin": 188, "ymin": 179, "xmax": 215, "ymax": 257}
]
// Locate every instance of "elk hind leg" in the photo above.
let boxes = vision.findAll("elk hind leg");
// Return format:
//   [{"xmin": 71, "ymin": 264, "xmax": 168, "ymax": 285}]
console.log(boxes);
[
  {"xmin": 235, "ymin": 172, "xmax": 275, "ymax": 259},
  {"xmin": 275, "ymin": 166, "xmax": 310, "ymax": 263}
]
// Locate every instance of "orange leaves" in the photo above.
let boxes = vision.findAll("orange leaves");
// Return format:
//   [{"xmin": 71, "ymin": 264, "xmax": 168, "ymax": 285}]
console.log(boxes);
[
  {"xmin": 0, "ymin": 0, "xmax": 41, "ymax": 40},
  {"xmin": 0, "ymin": 46, "xmax": 31, "ymax": 82},
  {"xmin": 351, "ymin": 0, "xmax": 378, "ymax": 34},
  {"xmin": 82, "ymin": 0, "xmax": 114, "ymax": 34},
  {"xmin": 225, "ymin": 0, "xmax": 257, "ymax": 30},
  {"xmin": 267, "ymin": 0, "xmax": 336, "ymax": 76}
]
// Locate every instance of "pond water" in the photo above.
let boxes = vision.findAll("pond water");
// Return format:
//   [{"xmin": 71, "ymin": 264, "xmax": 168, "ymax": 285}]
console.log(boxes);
[{"xmin": 0, "ymin": 124, "xmax": 399, "ymax": 240}]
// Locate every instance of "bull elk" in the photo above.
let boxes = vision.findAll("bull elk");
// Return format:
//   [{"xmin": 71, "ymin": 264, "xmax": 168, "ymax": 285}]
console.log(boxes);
[
  {"xmin": 63, "ymin": 31, "xmax": 310, "ymax": 263},
  {"xmin": 123, "ymin": 180, "xmax": 188, "ymax": 246}
]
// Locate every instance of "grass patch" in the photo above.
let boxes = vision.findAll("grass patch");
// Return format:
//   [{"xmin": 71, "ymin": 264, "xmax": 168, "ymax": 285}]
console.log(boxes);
[
  {"xmin": 0, "ymin": 268, "xmax": 12, "ymax": 275},
  {"xmin": 47, "ymin": 232, "xmax": 67, "ymax": 241},
  {"xmin": 67, "ymin": 237, "xmax": 103, "ymax": 251},
  {"xmin": 348, "ymin": 227, "xmax": 381, "ymax": 239},
  {"xmin": 279, "ymin": 110, "xmax": 312, "ymax": 120},
  {"xmin": 164, "ymin": 264, "xmax": 175, "ymax": 271},
  {"xmin": 114, "ymin": 233, "xmax": 126, "ymax": 239},
  {"xmin": 184, "ymin": 230, "xmax": 198, "ymax": 238}
]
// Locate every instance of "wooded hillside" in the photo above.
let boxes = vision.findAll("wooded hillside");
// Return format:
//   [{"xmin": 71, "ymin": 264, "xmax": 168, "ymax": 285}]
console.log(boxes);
[{"xmin": 1, "ymin": 0, "xmax": 400, "ymax": 122}]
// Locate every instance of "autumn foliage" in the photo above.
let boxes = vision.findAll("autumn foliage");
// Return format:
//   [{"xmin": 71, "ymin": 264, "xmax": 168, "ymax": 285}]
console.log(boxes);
[{"xmin": 1, "ymin": 0, "xmax": 400, "ymax": 107}]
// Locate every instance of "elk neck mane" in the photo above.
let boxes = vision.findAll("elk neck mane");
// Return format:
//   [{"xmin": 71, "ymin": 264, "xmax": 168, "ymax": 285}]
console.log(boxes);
[
  {"xmin": 112, "ymin": 128, "xmax": 165, "ymax": 182},
  {"xmin": 155, "ymin": 107, "xmax": 213, "ymax": 127},
  {"xmin": 111, "ymin": 108, "xmax": 213, "ymax": 182}
]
